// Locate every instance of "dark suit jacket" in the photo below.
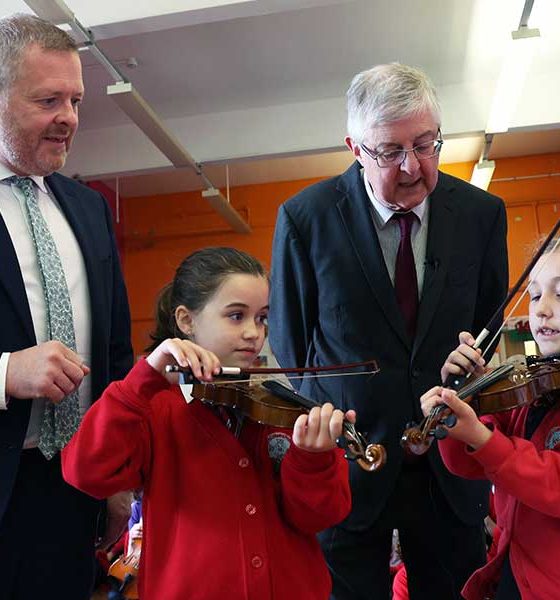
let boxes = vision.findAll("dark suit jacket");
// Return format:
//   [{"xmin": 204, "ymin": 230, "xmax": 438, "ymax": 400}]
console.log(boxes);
[
  {"xmin": 269, "ymin": 161, "xmax": 508, "ymax": 529},
  {"xmin": 0, "ymin": 172, "xmax": 133, "ymax": 520}
]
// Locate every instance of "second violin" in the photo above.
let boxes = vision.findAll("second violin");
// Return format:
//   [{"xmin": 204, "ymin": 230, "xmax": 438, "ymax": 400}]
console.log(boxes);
[{"xmin": 401, "ymin": 355, "xmax": 560, "ymax": 456}]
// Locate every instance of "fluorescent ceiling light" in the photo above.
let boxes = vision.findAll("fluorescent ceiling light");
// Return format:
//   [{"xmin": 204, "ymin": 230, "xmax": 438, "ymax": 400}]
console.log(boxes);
[
  {"xmin": 470, "ymin": 160, "xmax": 496, "ymax": 190},
  {"xmin": 24, "ymin": 0, "xmax": 74, "ymax": 24},
  {"xmin": 109, "ymin": 83, "xmax": 251, "ymax": 233},
  {"xmin": 202, "ymin": 188, "xmax": 251, "ymax": 234},
  {"xmin": 108, "ymin": 82, "xmax": 198, "ymax": 168},
  {"xmin": 486, "ymin": 27, "xmax": 541, "ymax": 133}
]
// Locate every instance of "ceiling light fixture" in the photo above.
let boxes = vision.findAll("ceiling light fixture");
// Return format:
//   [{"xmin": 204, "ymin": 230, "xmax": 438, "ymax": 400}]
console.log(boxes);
[
  {"xmin": 470, "ymin": 133, "xmax": 495, "ymax": 190},
  {"xmin": 202, "ymin": 188, "xmax": 251, "ymax": 234},
  {"xmin": 470, "ymin": 160, "xmax": 496, "ymax": 190}
]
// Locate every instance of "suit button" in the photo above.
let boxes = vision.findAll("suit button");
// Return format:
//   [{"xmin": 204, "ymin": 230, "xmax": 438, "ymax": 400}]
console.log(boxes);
[
  {"xmin": 245, "ymin": 504, "xmax": 257, "ymax": 515},
  {"xmin": 411, "ymin": 368, "xmax": 421, "ymax": 378},
  {"xmin": 251, "ymin": 555, "xmax": 263, "ymax": 568},
  {"xmin": 238, "ymin": 457, "xmax": 250, "ymax": 468}
]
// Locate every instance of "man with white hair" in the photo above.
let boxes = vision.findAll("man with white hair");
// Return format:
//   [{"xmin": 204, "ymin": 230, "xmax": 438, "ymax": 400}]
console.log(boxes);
[
  {"xmin": 0, "ymin": 13, "xmax": 132, "ymax": 600},
  {"xmin": 269, "ymin": 63, "xmax": 508, "ymax": 599}
]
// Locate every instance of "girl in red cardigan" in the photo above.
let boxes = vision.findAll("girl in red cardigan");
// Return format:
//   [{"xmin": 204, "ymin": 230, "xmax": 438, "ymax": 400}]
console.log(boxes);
[
  {"xmin": 62, "ymin": 247, "xmax": 352, "ymax": 600},
  {"xmin": 420, "ymin": 245, "xmax": 560, "ymax": 600}
]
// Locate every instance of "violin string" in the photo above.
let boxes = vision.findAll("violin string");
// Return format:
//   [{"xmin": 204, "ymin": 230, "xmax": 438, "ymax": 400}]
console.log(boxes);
[
  {"xmin": 415, "ymin": 233, "xmax": 560, "ymax": 442},
  {"xmin": 202, "ymin": 369, "xmax": 380, "ymax": 387}
]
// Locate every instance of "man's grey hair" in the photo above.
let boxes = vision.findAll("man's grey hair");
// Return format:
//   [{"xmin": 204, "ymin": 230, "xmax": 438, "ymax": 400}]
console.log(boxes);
[
  {"xmin": 0, "ymin": 13, "xmax": 77, "ymax": 95},
  {"xmin": 347, "ymin": 63, "xmax": 441, "ymax": 144}
]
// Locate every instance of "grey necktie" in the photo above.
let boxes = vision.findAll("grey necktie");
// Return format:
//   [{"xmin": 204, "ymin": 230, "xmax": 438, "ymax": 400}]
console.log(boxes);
[{"xmin": 6, "ymin": 176, "xmax": 81, "ymax": 459}]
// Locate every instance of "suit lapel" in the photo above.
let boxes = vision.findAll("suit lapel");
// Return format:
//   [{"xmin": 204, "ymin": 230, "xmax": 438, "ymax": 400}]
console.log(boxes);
[
  {"xmin": 336, "ymin": 163, "xmax": 410, "ymax": 348},
  {"xmin": 46, "ymin": 174, "xmax": 89, "ymax": 253},
  {"xmin": 413, "ymin": 173, "xmax": 456, "ymax": 355},
  {"xmin": 0, "ymin": 215, "xmax": 36, "ymax": 343},
  {"xmin": 46, "ymin": 174, "xmax": 103, "ymax": 287}
]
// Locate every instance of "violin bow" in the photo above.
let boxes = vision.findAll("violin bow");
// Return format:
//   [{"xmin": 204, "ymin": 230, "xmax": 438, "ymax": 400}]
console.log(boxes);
[
  {"xmin": 429, "ymin": 220, "xmax": 560, "ymax": 438},
  {"xmin": 166, "ymin": 359, "xmax": 379, "ymax": 385},
  {"xmin": 474, "ymin": 218, "xmax": 560, "ymax": 361}
]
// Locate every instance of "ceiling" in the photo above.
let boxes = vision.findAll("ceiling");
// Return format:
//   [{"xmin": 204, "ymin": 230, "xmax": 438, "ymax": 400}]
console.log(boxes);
[{"xmin": 4, "ymin": 0, "xmax": 560, "ymax": 197}]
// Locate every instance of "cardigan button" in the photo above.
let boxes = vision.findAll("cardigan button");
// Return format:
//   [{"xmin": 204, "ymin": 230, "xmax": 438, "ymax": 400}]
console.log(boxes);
[
  {"xmin": 238, "ymin": 457, "xmax": 250, "ymax": 468},
  {"xmin": 251, "ymin": 555, "xmax": 263, "ymax": 568},
  {"xmin": 245, "ymin": 503, "xmax": 257, "ymax": 515}
]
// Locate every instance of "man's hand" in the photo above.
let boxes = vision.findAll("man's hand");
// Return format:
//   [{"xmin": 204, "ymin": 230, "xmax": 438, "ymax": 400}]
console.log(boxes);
[
  {"xmin": 98, "ymin": 491, "xmax": 133, "ymax": 551},
  {"xmin": 6, "ymin": 341, "xmax": 90, "ymax": 403}
]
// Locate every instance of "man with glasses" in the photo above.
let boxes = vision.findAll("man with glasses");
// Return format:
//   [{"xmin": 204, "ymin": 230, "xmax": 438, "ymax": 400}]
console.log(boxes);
[{"xmin": 269, "ymin": 63, "xmax": 508, "ymax": 599}]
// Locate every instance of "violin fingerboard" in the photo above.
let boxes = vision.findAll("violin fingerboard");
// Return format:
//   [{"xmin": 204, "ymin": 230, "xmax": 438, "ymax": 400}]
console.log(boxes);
[{"xmin": 262, "ymin": 380, "xmax": 319, "ymax": 410}]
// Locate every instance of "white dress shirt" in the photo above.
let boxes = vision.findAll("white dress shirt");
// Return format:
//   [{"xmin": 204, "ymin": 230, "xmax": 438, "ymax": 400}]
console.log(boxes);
[
  {"xmin": 362, "ymin": 169, "xmax": 429, "ymax": 295},
  {"xmin": 0, "ymin": 164, "xmax": 92, "ymax": 449}
]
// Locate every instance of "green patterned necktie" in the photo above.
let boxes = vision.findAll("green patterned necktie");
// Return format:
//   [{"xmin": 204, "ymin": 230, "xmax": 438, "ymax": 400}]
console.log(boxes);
[{"xmin": 7, "ymin": 176, "xmax": 81, "ymax": 459}]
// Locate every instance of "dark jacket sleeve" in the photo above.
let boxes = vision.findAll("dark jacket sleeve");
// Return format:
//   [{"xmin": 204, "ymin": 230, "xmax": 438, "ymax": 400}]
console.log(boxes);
[
  {"xmin": 101, "ymin": 195, "xmax": 133, "ymax": 383},
  {"xmin": 269, "ymin": 204, "xmax": 318, "ymax": 385}
]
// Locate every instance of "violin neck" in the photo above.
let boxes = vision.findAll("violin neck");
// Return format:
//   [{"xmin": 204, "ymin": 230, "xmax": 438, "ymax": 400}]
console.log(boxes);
[
  {"xmin": 261, "ymin": 380, "xmax": 319, "ymax": 410},
  {"xmin": 456, "ymin": 363, "xmax": 514, "ymax": 400}
]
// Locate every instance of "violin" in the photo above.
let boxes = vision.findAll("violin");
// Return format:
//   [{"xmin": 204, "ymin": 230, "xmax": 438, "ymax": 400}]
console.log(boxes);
[
  {"xmin": 107, "ymin": 538, "xmax": 141, "ymax": 599},
  {"xmin": 401, "ymin": 220, "xmax": 560, "ymax": 456},
  {"xmin": 401, "ymin": 356, "xmax": 560, "ymax": 456},
  {"xmin": 166, "ymin": 363, "xmax": 387, "ymax": 472}
]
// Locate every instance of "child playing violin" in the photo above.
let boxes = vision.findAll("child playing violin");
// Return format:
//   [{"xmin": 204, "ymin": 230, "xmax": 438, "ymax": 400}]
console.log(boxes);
[
  {"xmin": 62, "ymin": 247, "xmax": 353, "ymax": 600},
  {"xmin": 420, "ymin": 244, "xmax": 560, "ymax": 600}
]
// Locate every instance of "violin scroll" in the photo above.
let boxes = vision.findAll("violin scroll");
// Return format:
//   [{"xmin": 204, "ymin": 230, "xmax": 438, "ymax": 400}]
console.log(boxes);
[
  {"xmin": 339, "ymin": 422, "xmax": 386, "ymax": 471},
  {"xmin": 401, "ymin": 357, "xmax": 560, "ymax": 456}
]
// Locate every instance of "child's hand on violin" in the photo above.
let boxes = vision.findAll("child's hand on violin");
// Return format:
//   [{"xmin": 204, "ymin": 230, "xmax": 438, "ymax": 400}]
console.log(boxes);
[
  {"xmin": 420, "ymin": 386, "xmax": 491, "ymax": 449},
  {"xmin": 147, "ymin": 338, "xmax": 221, "ymax": 382},
  {"xmin": 127, "ymin": 521, "xmax": 143, "ymax": 556},
  {"xmin": 292, "ymin": 404, "xmax": 356, "ymax": 453},
  {"xmin": 441, "ymin": 331, "xmax": 486, "ymax": 383}
]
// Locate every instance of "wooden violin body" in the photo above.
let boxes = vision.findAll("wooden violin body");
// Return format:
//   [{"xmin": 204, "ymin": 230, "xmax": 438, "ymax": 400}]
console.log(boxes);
[
  {"xmin": 192, "ymin": 380, "xmax": 305, "ymax": 428},
  {"xmin": 475, "ymin": 359, "xmax": 560, "ymax": 414},
  {"xmin": 108, "ymin": 539, "xmax": 140, "ymax": 599},
  {"xmin": 189, "ymin": 377, "xmax": 386, "ymax": 472}
]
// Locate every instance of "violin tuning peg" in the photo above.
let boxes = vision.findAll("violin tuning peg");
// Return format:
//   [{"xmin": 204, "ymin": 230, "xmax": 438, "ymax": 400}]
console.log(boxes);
[
  {"xmin": 336, "ymin": 436, "xmax": 349, "ymax": 451},
  {"xmin": 442, "ymin": 414, "xmax": 457, "ymax": 428},
  {"xmin": 433, "ymin": 426, "xmax": 448, "ymax": 440},
  {"xmin": 336, "ymin": 436, "xmax": 358, "ymax": 462}
]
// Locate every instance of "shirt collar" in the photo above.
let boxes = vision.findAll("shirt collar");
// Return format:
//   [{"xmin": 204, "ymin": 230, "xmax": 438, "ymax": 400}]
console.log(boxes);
[
  {"xmin": 0, "ymin": 163, "xmax": 48, "ymax": 194},
  {"xmin": 362, "ymin": 168, "xmax": 427, "ymax": 225}
]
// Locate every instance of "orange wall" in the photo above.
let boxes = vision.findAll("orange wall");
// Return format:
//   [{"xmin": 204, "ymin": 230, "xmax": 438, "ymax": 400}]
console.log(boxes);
[
  {"xmin": 122, "ymin": 154, "xmax": 560, "ymax": 357},
  {"xmin": 123, "ymin": 177, "xmax": 324, "ymax": 356}
]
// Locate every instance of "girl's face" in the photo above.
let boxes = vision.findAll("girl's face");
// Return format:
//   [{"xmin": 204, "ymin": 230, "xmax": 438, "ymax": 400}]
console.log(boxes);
[
  {"xmin": 179, "ymin": 273, "xmax": 269, "ymax": 368},
  {"xmin": 529, "ymin": 252, "xmax": 560, "ymax": 357}
]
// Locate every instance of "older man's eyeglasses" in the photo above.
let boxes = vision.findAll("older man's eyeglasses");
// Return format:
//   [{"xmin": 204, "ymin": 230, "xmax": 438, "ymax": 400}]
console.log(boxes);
[{"xmin": 361, "ymin": 134, "xmax": 444, "ymax": 168}]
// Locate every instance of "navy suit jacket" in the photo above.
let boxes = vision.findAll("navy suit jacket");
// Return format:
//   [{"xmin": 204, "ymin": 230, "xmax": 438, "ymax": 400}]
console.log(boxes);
[
  {"xmin": 269, "ymin": 162, "xmax": 508, "ymax": 529},
  {"xmin": 0, "ymin": 172, "xmax": 133, "ymax": 519}
]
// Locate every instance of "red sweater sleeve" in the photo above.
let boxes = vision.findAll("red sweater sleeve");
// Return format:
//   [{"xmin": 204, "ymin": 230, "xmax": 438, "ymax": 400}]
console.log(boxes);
[
  {"xmin": 279, "ymin": 445, "xmax": 351, "ymax": 533},
  {"xmin": 437, "ymin": 413, "xmax": 503, "ymax": 480},
  {"xmin": 62, "ymin": 359, "xmax": 167, "ymax": 498},
  {"xmin": 468, "ymin": 427, "xmax": 560, "ymax": 518}
]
